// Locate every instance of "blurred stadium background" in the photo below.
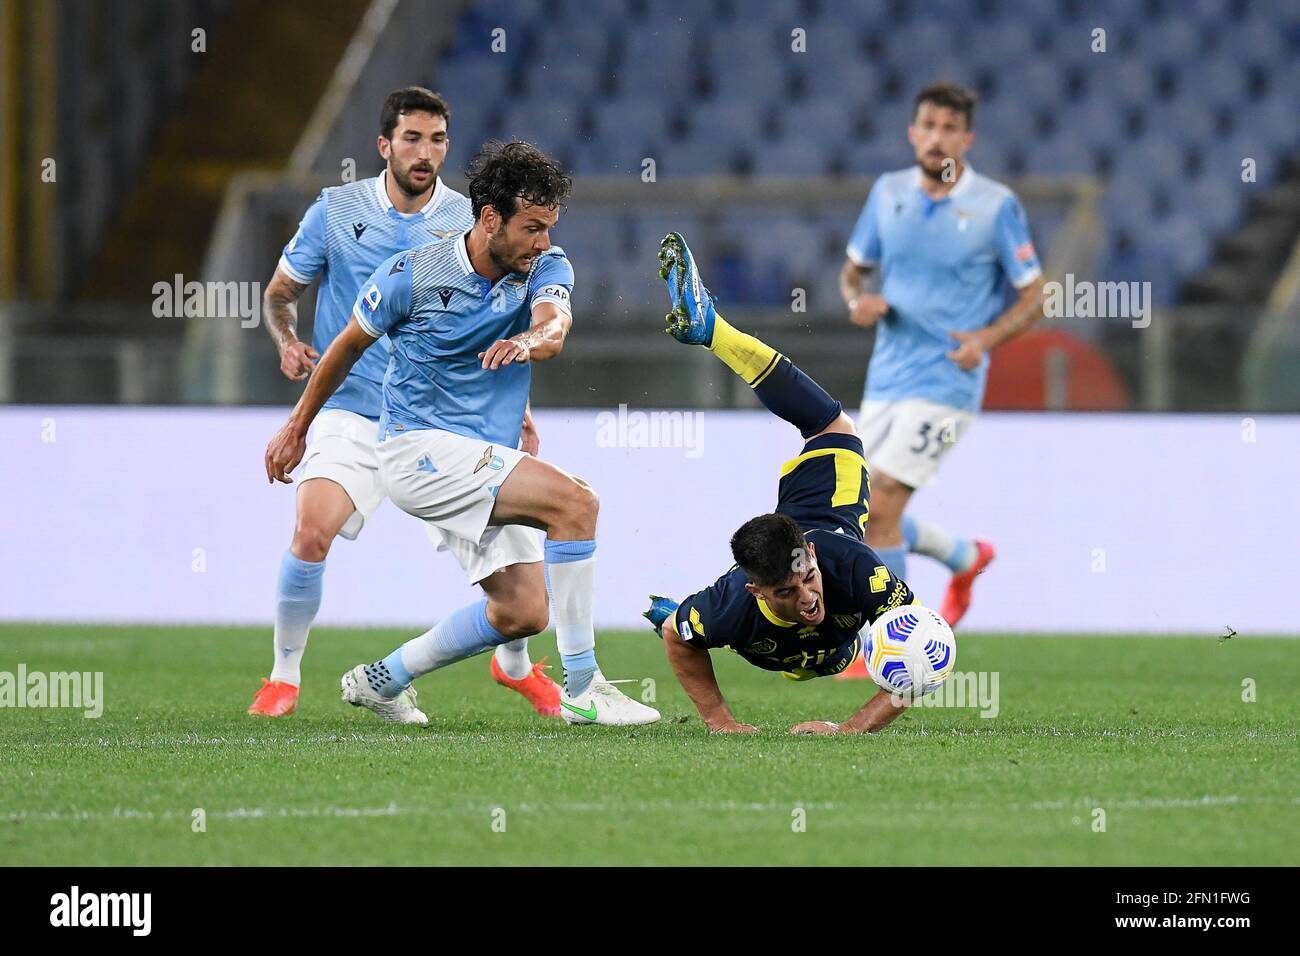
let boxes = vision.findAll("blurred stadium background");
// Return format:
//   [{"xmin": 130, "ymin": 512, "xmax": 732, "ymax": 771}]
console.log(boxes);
[
  {"xmin": 2, "ymin": 0, "xmax": 1299, "ymax": 632},
  {"xmin": 2, "ymin": 0, "xmax": 1298, "ymax": 412}
]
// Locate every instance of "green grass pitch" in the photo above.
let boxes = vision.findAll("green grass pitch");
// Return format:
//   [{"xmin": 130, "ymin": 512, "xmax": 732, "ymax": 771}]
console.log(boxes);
[{"xmin": 2, "ymin": 623, "xmax": 1297, "ymax": 866}]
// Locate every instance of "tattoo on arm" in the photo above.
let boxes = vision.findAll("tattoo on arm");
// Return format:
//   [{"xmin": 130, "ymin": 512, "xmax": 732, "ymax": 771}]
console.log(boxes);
[{"xmin": 264, "ymin": 273, "xmax": 309, "ymax": 352}]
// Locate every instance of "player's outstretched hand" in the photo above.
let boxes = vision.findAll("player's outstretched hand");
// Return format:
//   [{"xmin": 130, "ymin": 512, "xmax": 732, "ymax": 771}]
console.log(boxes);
[
  {"xmin": 279, "ymin": 341, "xmax": 320, "ymax": 380},
  {"xmin": 709, "ymin": 719, "xmax": 760, "ymax": 734},
  {"xmin": 265, "ymin": 424, "xmax": 307, "ymax": 484},
  {"xmin": 789, "ymin": 720, "xmax": 841, "ymax": 736},
  {"xmin": 479, "ymin": 337, "xmax": 530, "ymax": 370}
]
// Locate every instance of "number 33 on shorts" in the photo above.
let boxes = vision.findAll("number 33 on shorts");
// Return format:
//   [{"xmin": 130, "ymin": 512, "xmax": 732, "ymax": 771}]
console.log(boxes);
[{"xmin": 856, "ymin": 399, "xmax": 973, "ymax": 489}]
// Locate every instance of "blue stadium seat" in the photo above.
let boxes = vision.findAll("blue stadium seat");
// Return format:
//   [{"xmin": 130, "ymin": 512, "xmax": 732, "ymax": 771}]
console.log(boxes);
[
  {"xmin": 1024, "ymin": 133, "xmax": 1098, "ymax": 177},
  {"xmin": 1241, "ymin": 92, "xmax": 1300, "ymax": 149},
  {"xmin": 1139, "ymin": 94, "xmax": 1218, "ymax": 148},
  {"xmin": 1187, "ymin": 178, "xmax": 1246, "ymax": 236},
  {"xmin": 1179, "ymin": 54, "xmax": 1251, "ymax": 106},
  {"xmin": 1226, "ymin": 12, "xmax": 1291, "ymax": 64},
  {"xmin": 590, "ymin": 97, "xmax": 673, "ymax": 151},
  {"xmin": 746, "ymin": 138, "xmax": 827, "ymax": 176},
  {"xmin": 440, "ymin": 0, "xmax": 1295, "ymax": 309},
  {"xmin": 497, "ymin": 98, "xmax": 590, "ymax": 156},
  {"xmin": 685, "ymin": 98, "xmax": 771, "ymax": 148},
  {"xmin": 1086, "ymin": 56, "xmax": 1156, "ymax": 109},
  {"xmin": 1070, "ymin": 97, "xmax": 1131, "ymax": 155},
  {"xmin": 436, "ymin": 55, "xmax": 509, "ymax": 107}
]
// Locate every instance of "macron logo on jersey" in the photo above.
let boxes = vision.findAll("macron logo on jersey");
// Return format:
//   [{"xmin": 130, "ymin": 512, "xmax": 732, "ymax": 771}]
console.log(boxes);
[
  {"xmin": 438, "ymin": 288, "xmax": 454, "ymax": 308},
  {"xmin": 388, "ymin": 257, "xmax": 407, "ymax": 276},
  {"xmin": 362, "ymin": 284, "xmax": 382, "ymax": 312},
  {"xmin": 353, "ymin": 221, "xmax": 367, "ymax": 240}
]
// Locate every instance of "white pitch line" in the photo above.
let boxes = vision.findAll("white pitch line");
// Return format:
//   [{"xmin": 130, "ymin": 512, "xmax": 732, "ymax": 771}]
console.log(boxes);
[{"xmin": 5, "ymin": 795, "xmax": 1298, "ymax": 826}]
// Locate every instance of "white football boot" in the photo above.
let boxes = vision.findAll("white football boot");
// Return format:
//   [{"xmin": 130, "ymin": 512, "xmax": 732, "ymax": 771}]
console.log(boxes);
[
  {"xmin": 560, "ymin": 677, "xmax": 660, "ymax": 726},
  {"xmin": 340, "ymin": 665, "xmax": 428, "ymax": 725}
]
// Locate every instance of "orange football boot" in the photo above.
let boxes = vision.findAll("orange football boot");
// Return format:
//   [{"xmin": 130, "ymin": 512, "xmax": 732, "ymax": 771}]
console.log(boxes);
[
  {"xmin": 248, "ymin": 678, "xmax": 299, "ymax": 717},
  {"xmin": 941, "ymin": 539, "xmax": 996, "ymax": 628},
  {"xmin": 490, "ymin": 655, "xmax": 562, "ymax": 717}
]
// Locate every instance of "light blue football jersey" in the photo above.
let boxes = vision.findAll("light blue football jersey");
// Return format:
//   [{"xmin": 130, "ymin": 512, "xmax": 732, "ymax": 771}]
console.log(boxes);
[
  {"xmin": 846, "ymin": 165, "xmax": 1041, "ymax": 411},
  {"xmin": 352, "ymin": 233, "xmax": 574, "ymax": 447},
  {"xmin": 278, "ymin": 173, "xmax": 473, "ymax": 419}
]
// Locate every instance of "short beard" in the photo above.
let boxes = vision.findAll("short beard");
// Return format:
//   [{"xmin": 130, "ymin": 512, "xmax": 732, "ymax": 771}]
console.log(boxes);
[
  {"xmin": 918, "ymin": 157, "xmax": 950, "ymax": 182},
  {"xmin": 486, "ymin": 237, "xmax": 518, "ymax": 275},
  {"xmin": 390, "ymin": 162, "xmax": 437, "ymax": 197}
]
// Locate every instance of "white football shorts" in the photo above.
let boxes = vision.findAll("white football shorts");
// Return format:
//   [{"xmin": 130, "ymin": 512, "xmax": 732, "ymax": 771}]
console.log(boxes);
[
  {"xmin": 376, "ymin": 427, "xmax": 544, "ymax": 583},
  {"xmin": 856, "ymin": 398, "xmax": 975, "ymax": 489},
  {"xmin": 297, "ymin": 408, "xmax": 384, "ymax": 540}
]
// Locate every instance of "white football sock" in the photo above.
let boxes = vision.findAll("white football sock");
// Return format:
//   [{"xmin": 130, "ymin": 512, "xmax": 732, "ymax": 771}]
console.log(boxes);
[
  {"xmin": 907, "ymin": 517, "xmax": 976, "ymax": 574},
  {"xmin": 493, "ymin": 639, "xmax": 532, "ymax": 679}
]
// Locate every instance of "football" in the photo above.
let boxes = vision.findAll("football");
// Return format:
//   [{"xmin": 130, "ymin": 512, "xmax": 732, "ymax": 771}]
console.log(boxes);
[{"xmin": 863, "ymin": 606, "xmax": 958, "ymax": 698}]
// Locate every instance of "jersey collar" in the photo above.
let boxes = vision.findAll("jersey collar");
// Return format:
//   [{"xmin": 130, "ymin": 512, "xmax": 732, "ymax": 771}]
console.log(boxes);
[
  {"xmin": 374, "ymin": 171, "xmax": 448, "ymax": 219},
  {"xmin": 756, "ymin": 597, "xmax": 798, "ymax": 628},
  {"xmin": 912, "ymin": 162, "xmax": 976, "ymax": 202}
]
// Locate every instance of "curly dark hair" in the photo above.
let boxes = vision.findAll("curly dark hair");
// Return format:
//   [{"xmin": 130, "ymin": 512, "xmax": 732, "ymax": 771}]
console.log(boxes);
[{"xmin": 466, "ymin": 140, "xmax": 572, "ymax": 223}]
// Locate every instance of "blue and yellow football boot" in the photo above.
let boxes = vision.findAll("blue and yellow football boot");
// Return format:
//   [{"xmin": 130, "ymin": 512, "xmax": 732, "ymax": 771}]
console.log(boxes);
[
  {"xmin": 642, "ymin": 594, "xmax": 680, "ymax": 632},
  {"xmin": 657, "ymin": 232, "xmax": 718, "ymax": 346}
]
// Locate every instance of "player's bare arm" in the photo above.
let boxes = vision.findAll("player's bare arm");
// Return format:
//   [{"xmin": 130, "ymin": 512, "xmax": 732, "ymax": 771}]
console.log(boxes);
[
  {"xmin": 840, "ymin": 258, "xmax": 890, "ymax": 328},
  {"xmin": 790, "ymin": 688, "xmax": 911, "ymax": 736},
  {"xmin": 262, "ymin": 267, "xmax": 319, "ymax": 380},
  {"xmin": 479, "ymin": 300, "xmax": 571, "ymax": 369},
  {"xmin": 659, "ymin": 615, "xmax": 758, "ymax": 734},
  {"xmin": 265, "ymin": 316, "xmax": 377, "ymax": 483},
  {"xmin": 947, "ymin": 276, "xmax": 1046, "ymax": 371}
]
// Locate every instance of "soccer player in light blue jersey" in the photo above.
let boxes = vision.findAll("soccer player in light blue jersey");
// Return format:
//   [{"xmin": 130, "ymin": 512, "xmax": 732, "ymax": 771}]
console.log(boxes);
[
  {"xmin": 839, "ymin": 83, "xmax": 1045, "ymax": 643},
  {"xmin": 265, "ymin": 141, "xmax": 659, "ymax": 727},
  {"xmin": 249, "ymin": 90, "xmax": 559, "ymax": 719}
]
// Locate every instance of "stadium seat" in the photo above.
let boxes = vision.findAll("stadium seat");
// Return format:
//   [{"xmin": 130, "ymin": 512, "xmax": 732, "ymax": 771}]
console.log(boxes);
[{"xmin": 426, "ymin": 0, "xmax": 1300, "ymax": 313}]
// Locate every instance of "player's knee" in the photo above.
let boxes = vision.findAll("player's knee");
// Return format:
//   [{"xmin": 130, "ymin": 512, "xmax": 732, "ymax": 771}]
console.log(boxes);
[
  {"xmin": 291, "ymin": 523, "xmax": 335, "ymax": 562},
  {"xmin": 560, "ymin": 476, "xmax": 599, "ymax": 525},
  {"xmin": 491, "ymin": 593, "xmax": 549, "ymax": 638},
  {"xmin": 512, "ymin": 602, "xmax": 551, "ymax": 638}
]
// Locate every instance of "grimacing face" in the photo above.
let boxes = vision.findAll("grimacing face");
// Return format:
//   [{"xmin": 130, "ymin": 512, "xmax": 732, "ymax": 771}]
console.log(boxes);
[
  {"xmin": 745, "ymin": 543, "xmax": 826, "ymax": 626},
  {"xmin": 484, "ymin": 200, "xmax": 560, "ymax": 275},
  {"xmin": 379, "ymin": 110, "xmax": 449, "ymax": 196},
  {"xmin": 907, "ymin": 101, "xmax": 974, "ymax": 181}
]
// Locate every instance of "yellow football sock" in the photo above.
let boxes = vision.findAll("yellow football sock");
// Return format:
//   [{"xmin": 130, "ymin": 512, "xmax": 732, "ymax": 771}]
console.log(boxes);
[{"xmin": 708, "ymin": 314, "xmax": 781, "ymax": 386}]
